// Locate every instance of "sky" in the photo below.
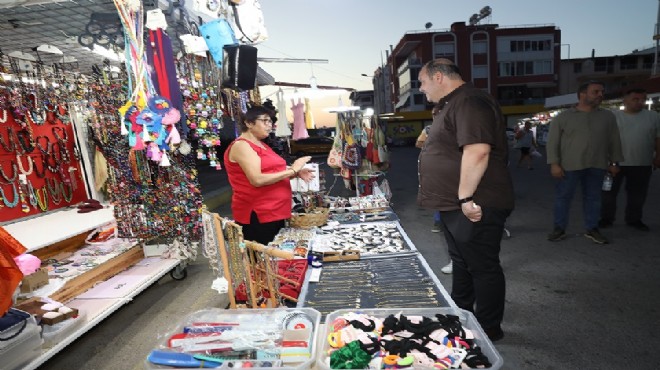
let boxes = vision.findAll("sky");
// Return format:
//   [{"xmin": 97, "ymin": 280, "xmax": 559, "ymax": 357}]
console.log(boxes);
[{"xmin": 256, "ymin": 0, "xmax": 660, "ymax": 126}]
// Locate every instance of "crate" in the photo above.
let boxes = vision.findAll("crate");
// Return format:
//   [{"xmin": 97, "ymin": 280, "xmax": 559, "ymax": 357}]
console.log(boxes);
[
  {"xmin": 145, "ymin": 307, "xmax": 321, "ymax": 370},
  {"xmin": 317, "ymin": 308, "xmax": 503, "ymax": 370}
]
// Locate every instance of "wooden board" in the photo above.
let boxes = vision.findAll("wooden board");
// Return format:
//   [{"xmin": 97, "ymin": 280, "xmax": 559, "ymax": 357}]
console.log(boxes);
[{"xmin": 49, "ymin": 245, "xmax": 145, "ymax": 303}]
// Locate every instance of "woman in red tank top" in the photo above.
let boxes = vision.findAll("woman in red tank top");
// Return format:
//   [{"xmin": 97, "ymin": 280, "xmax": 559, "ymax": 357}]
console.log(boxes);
[{"xmin": 224, "ymin": 106, "xmax": 315, "ymax": 244}]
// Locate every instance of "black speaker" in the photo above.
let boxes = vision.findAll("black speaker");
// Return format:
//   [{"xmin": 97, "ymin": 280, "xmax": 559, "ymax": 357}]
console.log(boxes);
[{"xmin": 222, "ymin": 44, "xmax": 258, "ymax": 91}]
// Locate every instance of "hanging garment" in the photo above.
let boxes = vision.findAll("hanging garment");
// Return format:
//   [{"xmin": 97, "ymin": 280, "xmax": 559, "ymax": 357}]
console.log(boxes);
[
  {"xmin": 146, "ymin": 28, "xmax": 187, "ymax": 136},
  {"xmin": 274, "ymin": 89, "xmax": 291, "ymax": 137},
  {"xmin": 304, "ymin": 97, "xmax": 315, "ymax": 129},
  {"xmin": 291, "ymin": 98, "xmax": 308, "ymax": 140}
]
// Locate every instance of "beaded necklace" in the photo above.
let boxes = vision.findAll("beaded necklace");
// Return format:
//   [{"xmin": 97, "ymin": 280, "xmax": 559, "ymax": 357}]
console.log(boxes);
[
  {"xmin": 16, "ymin": 154, "xmax": 33, "ymax": 175},
  {"xmin": 30, "ymin": 156, "xmax": 46, "ymax": 178},
  {"xmin": 48, "ymin": 180, "xmax": 62, "ymax": 205},
  {"xmin": 26, "ymin": 180, "xmax": 37, "ymax": 207},
  {"xmin": 0, "ymin": 161, "xmax": 18, "ymax": 183},
  {"xmin": 35, "ymin": 135, "xmax": 51, "ymax": 155},
  {"xmin": 0, "ymin": 127, "xmax": 16, "ymax": 152},
  {"xmin": 43, "ymin": 154, "xmax": 59, "ymax": 173},
  {"xmin": 35, "ymin": 186, "xmax": 48, "ymax": 211},
  {"xmin": 60, "ymin": 181, "xmax": 73, "ymax": 203},
  {"xmin": 0, "ymin": 109, "xmax": 7, "ymax": 124},
  {"xmin": 55, "ymin": 104, "xmax": 71, "ymax": 125},
  {"xmin": 0, "ymin": 182, "xmax": 19, "ymax": 208},
  {"xmin": 15, "ymin": 129, "xmax": 35, "ymax": 154}
]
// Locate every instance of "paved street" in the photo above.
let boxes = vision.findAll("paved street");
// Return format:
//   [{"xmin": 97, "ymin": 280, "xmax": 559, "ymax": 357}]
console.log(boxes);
[{"xmin": 40, "ymin": 145, "xmax": 660, "ymax": 370}]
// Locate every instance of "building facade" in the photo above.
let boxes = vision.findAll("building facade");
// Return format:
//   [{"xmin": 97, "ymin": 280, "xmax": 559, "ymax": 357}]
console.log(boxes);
[{"xmin": 384, "ymin": 21, "xmax": 562, "ymax": 122}]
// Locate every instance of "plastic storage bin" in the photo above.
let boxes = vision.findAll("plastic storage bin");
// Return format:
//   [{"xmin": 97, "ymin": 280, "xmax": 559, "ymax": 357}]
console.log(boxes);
[
  {"xmin": 42, "ymin": 311, "xmax": 86, "ymax": 347},
  {"xmin": 0, "ymin": 315, "xmax": 43, "ymax": 370},
  {"xmin": 144, "ymin": 307, "xmax": 321, "ymax": 370},
  {"xmin": 317, "ymin": 307, "xmax": 503, "ymax": 370}
]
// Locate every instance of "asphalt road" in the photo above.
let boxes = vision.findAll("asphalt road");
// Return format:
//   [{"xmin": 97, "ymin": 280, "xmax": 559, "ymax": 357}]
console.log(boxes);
[{"xmin": 39, "ymin": 145, "xmax": 660, "ymax": 370}]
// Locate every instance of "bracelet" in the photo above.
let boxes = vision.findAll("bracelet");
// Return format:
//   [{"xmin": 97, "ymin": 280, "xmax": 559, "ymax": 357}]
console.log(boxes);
[
  {"xmin": 457, "ymin": 196, "xmax": 473, "ymax": 205},
  {"xmin": 291, "ymin": 168, "xmax": 298, "ymax": 177}
]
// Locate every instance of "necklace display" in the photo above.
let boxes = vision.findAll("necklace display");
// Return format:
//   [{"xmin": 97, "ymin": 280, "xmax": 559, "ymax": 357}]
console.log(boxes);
[
  {"xmin": 16, "ymin": 154, "xmax": 33, "ymax": 175},
  {"xmin": 0, "ymin": 161, "xmax": 18, "ymax": 183},
  {"xmin": 35, "ymin": 185, "xmax": 48, "ymax": 211},
  {"xmin": 0, "ymin": 127, "xmax": 17, "ymax": 153},
  {"xmin": 0, "ymin": 182, "xmax": 19, "ymax": 208},
  {"xmin": 0, "ymin": 109, "xmax": 8, "ymax": 124}
]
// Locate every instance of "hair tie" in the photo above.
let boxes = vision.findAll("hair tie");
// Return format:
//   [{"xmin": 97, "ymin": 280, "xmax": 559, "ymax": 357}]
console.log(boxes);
[{"xmin": 329, "ymin": 341, "xmax": 371, "ymax": 369}]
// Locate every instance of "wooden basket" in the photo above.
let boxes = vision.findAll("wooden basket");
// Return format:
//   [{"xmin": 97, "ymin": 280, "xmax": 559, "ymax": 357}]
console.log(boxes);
[{"xmin": 289, "ymin": 208, "xmax": 330, "ymax": 229}]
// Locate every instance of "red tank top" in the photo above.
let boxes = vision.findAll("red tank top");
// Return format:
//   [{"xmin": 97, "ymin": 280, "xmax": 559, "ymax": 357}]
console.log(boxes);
[{"xmin": 224, "ymin": 138, "xmax": 292, "ymax": 224}]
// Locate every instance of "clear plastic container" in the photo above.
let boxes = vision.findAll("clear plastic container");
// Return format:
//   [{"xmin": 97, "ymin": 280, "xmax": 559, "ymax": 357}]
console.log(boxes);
[
  {"xmin": 144, "ymin": 307, "xmax": 321, "ymax": 370},
  {"xmin": 0, "ymin": 315, "xmax": 43, "ymax": 370},
  {"xmin": 317, "ymin": 307, "xmax": 503, "ymax": 370},
  {"xmin": 42, "ymin": 311, "xmax": 86, "ymax": 347}
]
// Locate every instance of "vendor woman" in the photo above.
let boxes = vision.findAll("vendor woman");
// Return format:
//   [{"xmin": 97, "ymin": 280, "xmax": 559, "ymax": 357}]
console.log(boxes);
[{"xmin": 224, "ymin": 105, "xmax": 315, "ymax": 244}]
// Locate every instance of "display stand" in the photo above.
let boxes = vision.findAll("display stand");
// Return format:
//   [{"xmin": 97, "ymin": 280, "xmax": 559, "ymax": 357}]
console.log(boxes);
[{"xmin": 4, "ymin": 207, "xmax": 181, "ymax": 370}]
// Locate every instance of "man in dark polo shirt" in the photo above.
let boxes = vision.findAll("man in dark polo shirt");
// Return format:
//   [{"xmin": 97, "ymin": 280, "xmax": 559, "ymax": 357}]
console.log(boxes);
[{"xmin": 418, "ymin": 58, "xmax": 514, "ymax": 341}]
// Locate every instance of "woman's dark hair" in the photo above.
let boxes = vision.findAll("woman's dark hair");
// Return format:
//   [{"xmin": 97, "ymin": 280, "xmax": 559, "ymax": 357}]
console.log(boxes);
[{"xmin": 238, "ymin": 105, "xmax": 272, "ymax": 132}]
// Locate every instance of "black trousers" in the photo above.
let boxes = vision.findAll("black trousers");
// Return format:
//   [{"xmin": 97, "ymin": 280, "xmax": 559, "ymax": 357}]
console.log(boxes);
[
  {"xmin": 601, "ymin": 166, "xmax": 653, "ymax": 224},
  {"xmin": 440, "ymin": 207, "xmax": 511, "ymax": 330},
  {"xmin": 238, "ymin": 211, "xmax": 285, "ymax": 245}
]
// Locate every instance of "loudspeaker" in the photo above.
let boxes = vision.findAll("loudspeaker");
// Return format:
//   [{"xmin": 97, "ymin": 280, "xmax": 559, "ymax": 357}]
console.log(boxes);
[{"xmin": 222, "ymin": 44, "xmax": 258, "ymax": 91}]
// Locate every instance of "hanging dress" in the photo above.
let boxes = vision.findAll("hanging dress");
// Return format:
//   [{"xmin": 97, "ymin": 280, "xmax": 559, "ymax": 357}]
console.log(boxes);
[
  {"xmin": 275, "ymin": 89, "xmax": 292, "ymax": 137},
  {"xmin": 304, "ymin": 97, "xmax": 315, "ymax": 129},
  {"xmin": 291, "ymin": 98, "xmax": 308, "ymax": 140}
]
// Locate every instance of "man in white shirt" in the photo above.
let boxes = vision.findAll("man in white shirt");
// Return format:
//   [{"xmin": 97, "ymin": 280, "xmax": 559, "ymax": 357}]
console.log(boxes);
[{"xmin": 600, "ymin": 88, "xmax": 660, "ymax": 231}]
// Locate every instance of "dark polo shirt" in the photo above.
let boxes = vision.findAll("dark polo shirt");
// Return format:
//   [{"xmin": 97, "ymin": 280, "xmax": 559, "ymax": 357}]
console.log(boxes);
[{"xmin": 417, "ymin": 83, "xmax": 514, "ymax": 211}]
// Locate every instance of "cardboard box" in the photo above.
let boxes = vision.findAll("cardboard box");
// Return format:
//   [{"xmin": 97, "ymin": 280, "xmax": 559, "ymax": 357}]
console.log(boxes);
[{"xmin": 20, "ymin": 268, "xmax": 49, "ymax": 293}]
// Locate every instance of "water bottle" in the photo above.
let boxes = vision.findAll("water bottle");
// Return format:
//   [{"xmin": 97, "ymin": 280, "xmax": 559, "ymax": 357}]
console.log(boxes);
[{"xmin": 602, "ymin": 173, "xmax": 613, "ymax": 191}]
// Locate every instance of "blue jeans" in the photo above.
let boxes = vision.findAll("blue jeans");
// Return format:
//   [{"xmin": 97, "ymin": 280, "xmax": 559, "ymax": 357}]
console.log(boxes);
[
  {"xmin": 553, "ymin": 168, "xmax": 606, "ymax": 231},
  {"xmin": 434, "ymin": 211, "xmax": 441, "ymax": 223}
]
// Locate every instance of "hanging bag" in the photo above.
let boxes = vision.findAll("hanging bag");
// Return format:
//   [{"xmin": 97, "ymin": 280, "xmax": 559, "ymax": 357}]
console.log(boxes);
[
  {"xmin": 198, "ymin": 19, "xmax": 239, "ymax": 68},
  {"xmin": 327, "ymin": 129, "xmax": 343, "ymax": 169},
  {"xmin": 341, "ymin": 120, "xmax": 361, "ymax": 170},
  {"xmin": 228, "ymin": 0, "xmax": 269, "ymax": 44}
]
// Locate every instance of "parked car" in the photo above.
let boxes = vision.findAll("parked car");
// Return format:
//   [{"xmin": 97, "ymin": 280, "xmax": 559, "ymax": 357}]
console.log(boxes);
[{"xmin": 289, "ymin": 136, "xmax": 334, "ymax": 156}]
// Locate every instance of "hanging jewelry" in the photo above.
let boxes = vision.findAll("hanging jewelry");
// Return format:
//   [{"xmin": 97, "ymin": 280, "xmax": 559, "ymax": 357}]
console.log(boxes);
[
  {"xmin": 0, "ymin": 182, "xmax": 19, "ymax": 208},
  {"xmin": 0, "ymin": 161, "xmax": 18, "ymax": 183},
  {"xmin": 55, "ymin": 104, "xmax": 71, "ymax": 125},
  {"xmin": 35, "ymin": 186, "xmax": 48, "ymax": 211},
  {"xmin": 0, "ymin": 127, "xmax": 17, "ymax": 152},
  {"xmin": 47, "ymin": 177, "xmax": 62, "ymax": 204},
  {"xmin": 60, "ymin": 181, "xmax": 73, "ymax": 203},
  {"xmin": 17, "ymin": 181, "xmax": 30, "ymax": 212},
  {"xmin": 26, "ymin": 179, "xmax": 37, "ymax": 207},
  {"xmin": 31, "ymin": 156, "xmax": 46, "ymax": 178},
  {"xmin": 16, "ymin": 154, "xmax": 33, "ymax": 175},
  {"xmin": 15, "ymin": 129, "xmax": 35, "ymax": 154},
  {"xmin": 0, "ymin": 108, "xmax": 8, "ymax": 124},
  {"xmin": 35, "ymin": 135, "xmax": 51, "ymax": 155},
  {"xmin": 42, "ymin": 154, "xmax": 58, "ymax": 173}
]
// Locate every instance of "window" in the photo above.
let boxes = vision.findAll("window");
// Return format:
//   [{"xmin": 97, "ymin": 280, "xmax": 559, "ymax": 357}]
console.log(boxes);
[
  {"xmin": 473, "ymin": 41, "xmax": 487, "ymax": 54},
  {"xmin": 499, "ymin": 62, "xmax": 512, "ymax": 77},
  {"xmin": 435, "ymin": 43, "xmax": 455, "ymax": 56},
  {"xmin": 573, "ymin": 62, "xmax": 582, "ymax": 73},
  {"xmin": 620, "ymin": 56, "xmax": 638, "ymax": 70},
  {"xmin": 473, "ymin": 65, "xmax": 488, "ymax": 78}
]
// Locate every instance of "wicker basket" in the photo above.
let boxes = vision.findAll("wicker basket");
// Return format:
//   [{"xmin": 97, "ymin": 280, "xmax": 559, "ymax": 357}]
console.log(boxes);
[{"xmin": 289, "ymin": 208, "xmax": 330, "ymax": 229}]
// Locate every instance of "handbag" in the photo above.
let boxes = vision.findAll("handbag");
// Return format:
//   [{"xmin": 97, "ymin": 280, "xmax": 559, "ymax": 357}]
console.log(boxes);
[
  {"xmin": 327, "ymin": 121, "xmax": 343, "ymax": 168},
  {"xmin": 228, "ymin": 0, "xmax": 269, "ymax": 44},
  {"xmin": 198, "ymin": 18, "xmax": 238, "ymax": 68}
]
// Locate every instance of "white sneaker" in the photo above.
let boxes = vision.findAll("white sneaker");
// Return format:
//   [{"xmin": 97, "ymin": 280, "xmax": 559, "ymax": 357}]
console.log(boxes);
[{"xmin": 441, "ymin": 262, "xmax": 453, "ymax": 274}]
